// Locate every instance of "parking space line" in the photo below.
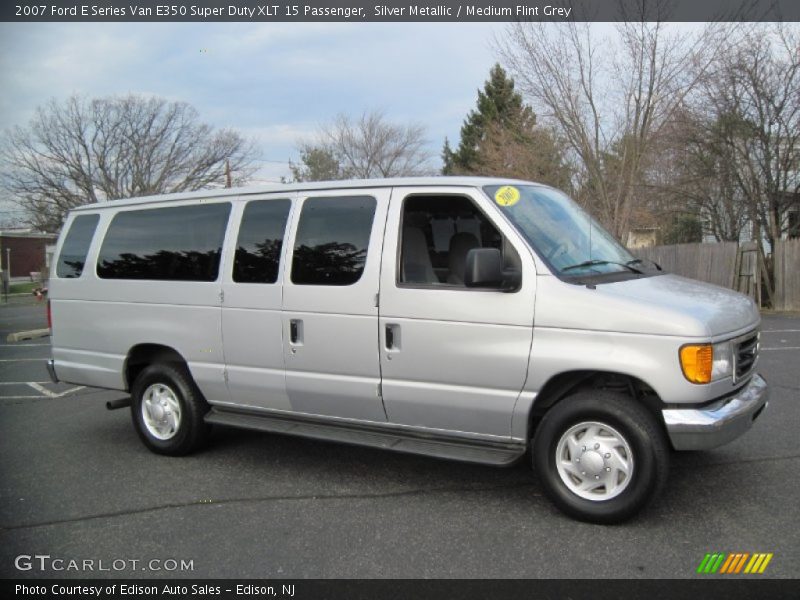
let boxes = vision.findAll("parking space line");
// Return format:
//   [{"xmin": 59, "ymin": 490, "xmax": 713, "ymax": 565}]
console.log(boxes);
[
  {"xmin": 761, "ymin": 347, "xmax": 800, "ymax": 351},
  {"xmin": 0, "ymin": 358, "xmax": 46, "ymax": 362},
  {"xmin": 1, "ymin": 383, "xmax": 85, "ymax": 400},
  {"xmin": 26, "ymin": 382, "xmax": 85, "ymax": 398},
  {"xmin": 27, "ymin": 382, "xmax": 59, "ymax": 397},
  {"xmin": 762, "ymin": 329, "xmax": 800, "ymax": 333},
  {"xmin": 0, "ymin": 343, "xmax": 49, "ymax": 347}
]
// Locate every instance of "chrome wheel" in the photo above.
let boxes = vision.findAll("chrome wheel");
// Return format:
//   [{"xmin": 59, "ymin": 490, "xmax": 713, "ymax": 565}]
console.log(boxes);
[
  {"xmin": 141, "ymin": 383, "xmax": 182, "ymax": 440},
  {"xmin": 555, "ymin": 421, "xmax": 633, "ymax": 501}
]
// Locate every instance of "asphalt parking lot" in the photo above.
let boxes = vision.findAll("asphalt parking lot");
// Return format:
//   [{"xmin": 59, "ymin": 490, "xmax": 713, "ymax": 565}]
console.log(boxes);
[{"xmin": 0, "ymin": 301, "xmax": 798, "ymax": 579}]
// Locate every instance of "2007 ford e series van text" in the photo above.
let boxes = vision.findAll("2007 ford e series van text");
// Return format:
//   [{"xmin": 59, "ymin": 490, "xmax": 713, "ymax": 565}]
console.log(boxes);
[{"xmin": 47, "ymin": 177, "xmax": 768, "ymax": 523}]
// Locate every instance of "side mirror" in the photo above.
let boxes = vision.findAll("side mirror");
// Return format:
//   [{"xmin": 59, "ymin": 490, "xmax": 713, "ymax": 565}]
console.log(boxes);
[{"xmin": 465, "ymin": 248, "xmax": 519, "ymax": 290}]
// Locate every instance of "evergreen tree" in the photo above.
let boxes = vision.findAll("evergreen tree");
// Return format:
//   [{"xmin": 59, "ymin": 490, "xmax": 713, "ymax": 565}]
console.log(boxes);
[
  {"xmin": 443, "ymin": 64, "xmax": 571, "ymax": 188},
  {"xmin": 444, "ymin": 64, "xmax": 536, "ymax": 174}
]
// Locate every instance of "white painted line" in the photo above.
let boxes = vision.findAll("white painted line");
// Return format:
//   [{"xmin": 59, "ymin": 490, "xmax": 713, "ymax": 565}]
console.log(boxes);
[
  {"xmin": 0, "ymin": 358, "xmax": 46, "ymax": 362},
  {"xmin": 761, "ymin": 347, "xmax": 800, "ymax": 351},
  {"xmin": 0, "ymin": 343, "xmax": 49, "ymax": 347},
  {"xmin": 0, "ymin": 395, "xmax": 48, "ymax": 399},
  {"xmin": 27, "ymin": 382, "xmax": 58, "ymax": 398},
  {"xmin": 27, "ymin": 382, "xmax": 85, "ymax": 398},
  {"xmin": 0, "ymin": 381, "xmax": 49, "ymax": 385},
  {"xmin": 762, "ymin": 329, "xmax": 800, "ymax": 333}
]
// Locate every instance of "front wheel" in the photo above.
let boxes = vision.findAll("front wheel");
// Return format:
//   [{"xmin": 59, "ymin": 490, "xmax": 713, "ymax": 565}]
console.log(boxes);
[
  {"xmin": 131, "ymin": 363, "xmax": 211, "ymax": 456},
  {"xmin": 533, "ymin": 391, "xmax": 669, "ymax": 524}
]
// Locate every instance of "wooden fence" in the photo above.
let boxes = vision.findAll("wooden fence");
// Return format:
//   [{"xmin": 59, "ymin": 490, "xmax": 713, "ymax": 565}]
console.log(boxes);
[
  {"xmin": 774, "ymin": 238, "xmax": 800, "ymax": 311},
  {"xmin": 632, "ymin": 242, "xmax": 739, "ymax": 289},
  {"xmin": 631, "ymin": 240, "xmax": 800, "ymax": 311}
]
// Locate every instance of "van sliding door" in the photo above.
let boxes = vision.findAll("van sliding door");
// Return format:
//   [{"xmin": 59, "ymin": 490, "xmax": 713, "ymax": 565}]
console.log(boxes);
[
  {"xmin": 220, "ymin": 194, "xmax": 294, "ymax": 411},
  {"xmin": 281, "ymin": 190, "xmax": 389, "ymax": 421}
]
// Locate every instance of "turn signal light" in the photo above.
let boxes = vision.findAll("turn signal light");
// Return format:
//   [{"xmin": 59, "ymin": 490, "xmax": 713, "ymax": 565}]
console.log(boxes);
[{"xmin": 680, "ymin": 345, "xmax": 713, "ymax": 384}]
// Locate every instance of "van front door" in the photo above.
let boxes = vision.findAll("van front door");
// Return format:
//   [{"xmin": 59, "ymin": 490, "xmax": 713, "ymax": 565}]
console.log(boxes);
[
  {"xmin": 281, "ymin": 190, "xmax": 389, "ymax": 421},
  {"xmin": 378, "ymin": 187, "xmax": 536, "ymax": 438}
]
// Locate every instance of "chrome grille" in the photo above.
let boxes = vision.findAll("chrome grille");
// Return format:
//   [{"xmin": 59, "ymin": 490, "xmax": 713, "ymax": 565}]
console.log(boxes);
[{"xmin": 734, "ymin": 332, "xmax": 759, "ymax": 381}]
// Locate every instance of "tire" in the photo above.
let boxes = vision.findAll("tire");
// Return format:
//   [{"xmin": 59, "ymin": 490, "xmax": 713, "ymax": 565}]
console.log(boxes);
[
  {"xmin": 532, "ymin": 391, "xmax": 669, "ymax": 524},
  {"xmin": 130, "ymin": 363, "xmax": 211, "ymax": 456}
]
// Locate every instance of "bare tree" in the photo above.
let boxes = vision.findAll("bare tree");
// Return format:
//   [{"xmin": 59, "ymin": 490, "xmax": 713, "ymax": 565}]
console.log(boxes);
[
  {"xmin": 0, "ymin": 94, "xmax": 257, "ymax": 231},
  {"xmin": 687, "ymin": 23, "xmax": 800, "ymax": 303},
  {"xmin": 475, "ymin": 120, "xmax": 573, "ymax": 190},
  {"xmin": 292, "ymin": 110, "xmax": 432, "ymax": 182},
  {"xmin": 703, "ymin": 25, "xmax": 800, "ymax": 244},
  {"xmin": 496, "ymin": 15, "xmax": 722, "ymax": 238}
]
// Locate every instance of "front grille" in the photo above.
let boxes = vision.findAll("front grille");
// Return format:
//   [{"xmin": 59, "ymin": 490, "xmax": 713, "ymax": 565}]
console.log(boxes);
[{"xmin": 734, "ymin": 332, "xmax": 759, "ymax": 381}]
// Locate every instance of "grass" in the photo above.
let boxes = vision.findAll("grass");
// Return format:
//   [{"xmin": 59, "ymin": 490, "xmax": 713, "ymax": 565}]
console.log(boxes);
[{"xmin": 8, "ymin": 281, "xmax": 40, "ymax": 294}]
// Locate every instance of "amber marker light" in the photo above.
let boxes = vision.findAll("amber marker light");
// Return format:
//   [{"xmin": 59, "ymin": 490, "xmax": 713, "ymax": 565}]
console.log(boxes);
[{"xmin": 680, "ymin": 344, "xmax": 713, "ymax": 384}]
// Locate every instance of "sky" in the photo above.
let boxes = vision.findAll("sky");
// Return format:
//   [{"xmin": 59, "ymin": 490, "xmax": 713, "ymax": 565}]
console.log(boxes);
[{"xmin": 0, "ymin": 21, "xmax": 503, "ymax": 205}]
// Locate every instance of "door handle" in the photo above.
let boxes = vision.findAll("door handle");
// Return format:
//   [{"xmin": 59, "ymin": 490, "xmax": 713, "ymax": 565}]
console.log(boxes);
[
  {"xmin": 289, "ymin": 319, "xmax": 302, "ymax": 345},
  {"xmin": 385, "ymin": 325, "xmax": 394, "ymax": 349},
  {"xmin": 385, "ymin": 324, "xmax": 400, "ymax": 351}
]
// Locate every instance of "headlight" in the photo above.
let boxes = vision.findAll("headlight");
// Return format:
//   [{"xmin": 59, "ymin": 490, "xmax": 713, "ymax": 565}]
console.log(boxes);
[
  {"xmin": 711, "ymin": 341, "xmax": 733, "ymax": 380},
  {"xmin": 680, "ymin": 341, "xmax": 733, "ymax": 384}
]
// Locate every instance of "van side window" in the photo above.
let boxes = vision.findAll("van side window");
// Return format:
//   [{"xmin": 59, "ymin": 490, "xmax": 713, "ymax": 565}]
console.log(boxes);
[
  {"xmin": 399, "ymin": 195, "xmax": 519, "ymax": 287},
  {"xmin": 291, "ymin": 196, "xmax": 376, "ymax": 286},
  {"xmin": 56, "ymin": 214, "xmax": 100, "ymax": 278},
  {"xmin": 233, "ymin": 199, "xmax": 291, "ymax": 284},
  {"xmin": 97, "ymin": 203, "xmax": 231, "ymax": 281}
]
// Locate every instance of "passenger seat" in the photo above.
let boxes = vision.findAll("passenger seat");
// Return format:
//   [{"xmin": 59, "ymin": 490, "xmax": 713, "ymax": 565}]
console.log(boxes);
[
  {"xmin": 402, "ymin": 227, "xmax": 437, "ymax": 284},
  {"xmin": 447, "ymin": 232, "xmax": 480, "ymax": 285}
]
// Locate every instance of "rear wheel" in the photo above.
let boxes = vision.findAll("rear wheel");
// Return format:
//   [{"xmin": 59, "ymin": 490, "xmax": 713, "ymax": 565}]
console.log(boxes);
[
  {"xmin": 131, "ymin": 363, "xmax": 211, "ymax": 456},
  {"xmin": 533, "ymin": 391, "xmax": 668, "ymax": 523}
]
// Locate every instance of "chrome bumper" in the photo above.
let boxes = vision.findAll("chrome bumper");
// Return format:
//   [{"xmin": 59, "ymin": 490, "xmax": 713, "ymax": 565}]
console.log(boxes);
[
  {"xmin": 663, "ymin": 374, "xmax": 768, "ymax": 451},
  {"xmin": 46, "ymin": 359, "xmax": 59, "ymax": 384}
]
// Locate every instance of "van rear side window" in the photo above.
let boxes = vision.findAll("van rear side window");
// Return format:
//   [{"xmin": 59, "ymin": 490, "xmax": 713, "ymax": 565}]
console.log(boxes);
[
  {"xmin": 56, "ymin": 214, "xmax": 100, "ymax": 278},
  {"xmin": 291, "ymin": 196, "xmax": 376, "ymax": 286},
  {"xmin": 97, "ymin": 203, "xmax": 231, "ymax": 281},
  {"xmin": 233, "ymin": 199, "xmax": 291, "ymax": 284}
]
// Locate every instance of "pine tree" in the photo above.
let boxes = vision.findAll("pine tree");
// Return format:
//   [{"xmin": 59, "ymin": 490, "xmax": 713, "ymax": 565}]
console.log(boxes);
[
  {"xmin": 443, "ymin": 64, "xmax": 571, "ymax": 189},
  {"xmin": 444, "ymin": 64, "xmax": 536, "ymax": 174}
]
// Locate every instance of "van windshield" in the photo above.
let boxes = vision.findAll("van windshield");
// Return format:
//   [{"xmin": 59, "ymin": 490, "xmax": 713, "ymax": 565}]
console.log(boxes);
[{"xmin": 483, "ymin": 184, "xmax": 648, "ymax": 280}]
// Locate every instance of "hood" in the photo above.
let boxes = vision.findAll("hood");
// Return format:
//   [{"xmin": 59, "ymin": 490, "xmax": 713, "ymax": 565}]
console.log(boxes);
[{"xmin": 535, "ymin": 274, "xmax": 760, "ymax": 338}]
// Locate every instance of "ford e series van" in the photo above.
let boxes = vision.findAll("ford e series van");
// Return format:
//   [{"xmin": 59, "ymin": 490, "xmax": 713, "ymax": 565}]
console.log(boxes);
[{"xmin": 47, "ymin": 177, "xmax": 768, "ymax": 523}]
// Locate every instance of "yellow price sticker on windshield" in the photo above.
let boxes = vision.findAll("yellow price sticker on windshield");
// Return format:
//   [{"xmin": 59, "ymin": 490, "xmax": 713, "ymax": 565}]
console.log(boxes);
[{"xmin": 494, "ymin": 185, "xmax": 520, "ymax": 207}]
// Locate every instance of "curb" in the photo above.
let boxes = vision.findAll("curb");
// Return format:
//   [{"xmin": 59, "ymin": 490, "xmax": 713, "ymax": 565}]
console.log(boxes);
[{"xmin": 6, "ymin": 329, "xmax": 51, "ymax": 342}]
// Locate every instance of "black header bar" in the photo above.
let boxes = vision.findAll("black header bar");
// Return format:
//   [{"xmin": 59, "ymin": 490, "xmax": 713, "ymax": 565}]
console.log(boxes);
[
  {"xmin": 4, "ymin": 579, "xmax": 800, "ymax": 600},
  {"xmin": 3, "ymin": 0, "xmax": 800, "ymax": 22}
]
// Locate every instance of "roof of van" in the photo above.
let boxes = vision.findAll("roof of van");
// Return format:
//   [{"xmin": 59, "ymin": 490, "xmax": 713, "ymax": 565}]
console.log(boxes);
[{"xmin": 70, "ymin": 176, "xmax": 551, "ymax": 212}]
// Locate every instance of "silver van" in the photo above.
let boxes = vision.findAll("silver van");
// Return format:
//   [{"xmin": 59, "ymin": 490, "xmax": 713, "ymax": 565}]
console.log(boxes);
[{"xmin": 47, "ymin": 177, "xmax": 768, "ymax": 523}]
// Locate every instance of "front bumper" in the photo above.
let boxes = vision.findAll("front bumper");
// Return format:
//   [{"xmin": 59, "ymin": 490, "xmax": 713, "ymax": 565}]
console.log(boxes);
[{"xmin": 663, "ymin": 374, "xmax": 768, "ymax": 450}]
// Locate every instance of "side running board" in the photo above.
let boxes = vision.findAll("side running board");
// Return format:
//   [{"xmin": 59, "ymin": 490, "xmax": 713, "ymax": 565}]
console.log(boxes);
[{"xmin": 205, "ymin": 408, "xmax": 525, "ymax": 466}]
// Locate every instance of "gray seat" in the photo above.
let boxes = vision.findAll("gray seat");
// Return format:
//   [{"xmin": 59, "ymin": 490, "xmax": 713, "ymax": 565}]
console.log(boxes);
[
  {"xmin": 402, "ymin": 227, "xmax": 437, "ymax": 284},
  {"xmin": 447, "ymin": 232, "xmax": 480, "ymax": 285}
]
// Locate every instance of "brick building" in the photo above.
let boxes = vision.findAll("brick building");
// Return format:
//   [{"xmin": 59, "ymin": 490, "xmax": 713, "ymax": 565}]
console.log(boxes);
[{"xmin": 0, "ymin": 231, "xmax": 59, "ymax": 278}]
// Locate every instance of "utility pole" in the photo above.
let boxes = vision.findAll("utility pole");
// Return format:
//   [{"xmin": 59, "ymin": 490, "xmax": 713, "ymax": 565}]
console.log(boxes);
[{"xmin": 225, "ymin": 160, "xmax": 232, "ymax": 188}]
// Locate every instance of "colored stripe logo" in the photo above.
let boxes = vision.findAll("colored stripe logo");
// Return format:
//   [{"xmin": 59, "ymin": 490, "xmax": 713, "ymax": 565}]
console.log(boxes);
[{"xmin": 697, "ymin": 552, "xmax": 773, "ymax": 574}]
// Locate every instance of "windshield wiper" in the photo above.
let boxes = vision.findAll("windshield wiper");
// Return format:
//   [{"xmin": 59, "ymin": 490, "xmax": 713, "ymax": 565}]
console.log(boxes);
[
  {"xmin": 561, "ymin": 259, "xmax": 643, "ymax": 274},
  {"xmin": 626, "ymin": 258, "xmax": 662, "ymax": 271}
]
